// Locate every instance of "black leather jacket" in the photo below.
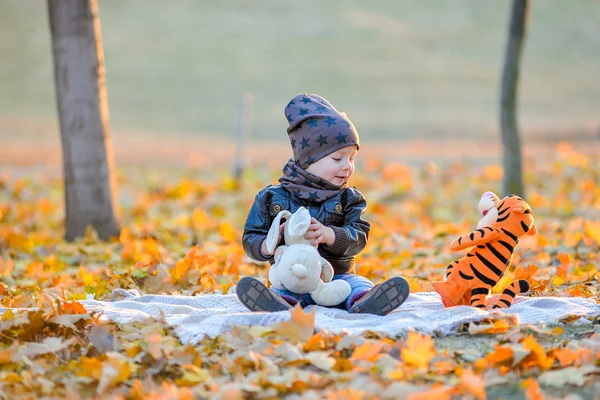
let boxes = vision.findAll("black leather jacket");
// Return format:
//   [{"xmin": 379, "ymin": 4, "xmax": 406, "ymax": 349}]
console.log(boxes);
[{"xmin": 242, "ymin": 184, "xmax": 370, "ymax": 275}]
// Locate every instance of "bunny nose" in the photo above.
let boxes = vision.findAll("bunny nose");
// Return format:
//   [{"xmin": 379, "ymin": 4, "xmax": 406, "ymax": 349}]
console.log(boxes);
[{"xmin": 292, "ymin": 264, "xmax": 308, "ymax": 279}]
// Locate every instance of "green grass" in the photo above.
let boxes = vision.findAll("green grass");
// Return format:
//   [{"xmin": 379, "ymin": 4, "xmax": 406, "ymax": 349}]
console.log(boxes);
[{"xmin": 0, "ymin": 0, "xmax": 599, "ymax": 140}]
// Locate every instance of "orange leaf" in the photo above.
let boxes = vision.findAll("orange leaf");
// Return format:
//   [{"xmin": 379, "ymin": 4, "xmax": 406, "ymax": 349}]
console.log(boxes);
[
  {"xmin": 275, "ymin": 305, "xmax": 316, "ymax": 343},
  {"xmin": 351, "ymin": 340, "xmax": 386, "ymax": 362},
  {"xmin": 556, "ymin": 252, "xmax": 571, "ymax": 279},
  {"xmin": 303, "ymin": 331, "xmax": 326, "ymax": 352},
  {"xmin": 486, "ymin": 345, "xmax": 514, "ymax": 366},
  {"xmin": 522, "ymin": 336, "xmax": 554, "ymax": 370},
  {"xmin": 401, "ymin": 332, "xmax": 437, "ymax": 369},
  {"xmin": 408, "ymin": 386, "xmax": 452, "ymax": 400},
  {"xmin": 514, "ymin": 265, "xmax": 539, "ymax": 281},
  {"xmin": 521, "ymin": 378, "xmax": 544, "ymax": 400},
  {"xmin": 332, "ymin": 358, "xmax": 354, "ymax": 372},
  {"xmin": 552, "ymin": 347, "xmax": 577, "ymax": 368},
  {"xmin": 61, "ymin": 300, "xmax": 88, "ymax": 315},
  {"xmin": 147, "ymin": 333, "xmax": 163, "ymax": 360},
  {"xmin": 460, "ymin": 369, "xmax": 486, "ymax": 400}
]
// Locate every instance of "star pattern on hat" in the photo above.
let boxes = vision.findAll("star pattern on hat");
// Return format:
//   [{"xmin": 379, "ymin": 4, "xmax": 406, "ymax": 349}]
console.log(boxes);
[
  {"xmin": 305, "ymin": 156, "xmax": 316, "ymax": 165},
  {"xmin": 301, "ymin": 96, "xmax": 311, "ymax": 104},
  {"xmin": 315, "ymin": 105, "xmax": 326, "ymax": 114},
  {"xmin": 336, "ymin": 132, "xmax": 348, "ymax": 144},
  {"xmin": 298, "ymin": 108, "xmax": 309, "ymax": 116},
  {"xmin": 325, "ymin": 116, "xmax": 337, "ymax": 127},
  {"xmin": 300, "ymin": 137, "xmax": 310, "ymax": 149},
  {"xmin": 307, "ymin": 119, "xmax": 319, "ymax": 129},
  {"xmin": 287, "ymin": 113, "xmax": 294, "ymax": 122},
  {"xmin": 316, "ymin": 134, "xmax": 328, "ymax": 147},
  {"xmin": 290, "ymin": 137, "xmax": 296, "ymax": 148},
  {"xmin": 287, "ymin": 99, "xmax": 296, "ymax": 108}
]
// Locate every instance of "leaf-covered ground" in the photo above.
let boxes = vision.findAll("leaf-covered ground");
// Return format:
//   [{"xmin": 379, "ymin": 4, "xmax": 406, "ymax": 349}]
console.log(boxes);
[{"xmin": 0, "ymin": 142, "xmax": 599, "ymax": 399}]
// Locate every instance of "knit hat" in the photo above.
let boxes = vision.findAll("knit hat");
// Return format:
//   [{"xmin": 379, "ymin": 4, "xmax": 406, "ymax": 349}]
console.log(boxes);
[{"xmin": 284, "ymin": 94, "xmax": 359, "ymax": 168}]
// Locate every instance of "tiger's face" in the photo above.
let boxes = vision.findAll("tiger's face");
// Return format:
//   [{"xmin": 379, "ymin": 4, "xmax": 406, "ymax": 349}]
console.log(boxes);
[
  {"xmin": 492, "ymin": 194, "xmax": 536, "ymax": 236},
  {"xmin": 477, "ymin": 191, "xmax": 501, "ymax": 229}
]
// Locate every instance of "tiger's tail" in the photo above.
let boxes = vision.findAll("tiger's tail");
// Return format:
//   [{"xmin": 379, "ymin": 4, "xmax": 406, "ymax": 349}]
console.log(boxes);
[{"xmin": 492, "ymin": 280, "xmax": 530, "ymax": 309}]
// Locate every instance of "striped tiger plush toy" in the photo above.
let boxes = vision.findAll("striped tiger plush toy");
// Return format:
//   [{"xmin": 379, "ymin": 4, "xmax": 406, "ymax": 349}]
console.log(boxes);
[{"xmin": 432, "ymin": 191, "xmax": 536, "ymax": 309}]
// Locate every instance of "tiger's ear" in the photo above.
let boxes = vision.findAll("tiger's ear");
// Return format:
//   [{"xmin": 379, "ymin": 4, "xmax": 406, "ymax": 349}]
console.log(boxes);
[
  {"xmin": 528, "ymin": 224, "xmax": 537, "ymax": 235},
  {"xmin": 512, "ymin": 205, "xmax": 525, "ymax": 214}
]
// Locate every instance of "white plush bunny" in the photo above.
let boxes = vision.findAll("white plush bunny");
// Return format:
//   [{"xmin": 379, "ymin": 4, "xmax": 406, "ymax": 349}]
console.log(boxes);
[{"xmin": 265, "ymin": 206, "xmax": 351, "ymax": 306}]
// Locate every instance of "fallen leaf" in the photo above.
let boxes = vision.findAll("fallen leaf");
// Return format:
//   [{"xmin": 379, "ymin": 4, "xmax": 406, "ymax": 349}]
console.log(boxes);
[
  {"xmin": 21, "ymin": 337, "xmax": 75, "ymax": 358},
  {"xmin": 460, "ymin": 369, "xmax": 486, "ymax": 400},
  {"xmin": 274, "ymin": 305, "xmax": 316, "ymax": 343},
  {"xmin": 401, "ymin": 332, "xmax": 437, "ymax": 369},
  {"xmin": 538, "ymin": 365, "xmax": 599, "ymax": 388}
]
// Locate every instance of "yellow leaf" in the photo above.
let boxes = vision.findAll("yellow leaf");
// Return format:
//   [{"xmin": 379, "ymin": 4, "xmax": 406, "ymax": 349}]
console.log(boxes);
[
  {"xmin": 142, "ymin": 238, "xmax": 160, "ymax": 258},
  {"xmin": 97, "ymin": 354, "xmax": 132, "ymax": 394},
  {"xmin": 219, "ymin": 221, "xmax": 237, "ymax": 243},
  {"xmin": 584, "ymin": 220, "xmax": 600, "ymax": 245},
  {"xmin": 77, "ymin": 356, "xmax": 104, "ymax": 380},
  {"xmin": 386, "ymin": 368, "xmax": 404, "ymax": 380},
  {"xmin": 551, "ymin": 326, "xmax": 564, "ymax": 335},
  {"xmin": 170, "ymin": 260, "xmax": 189, "ymax": 282},
  {"xmin": 405, "ymin": 277, "xmax": 423, "ymax": 293},
  {"xmin": 175, "ymin": 365, "xmax": 212, "ymax": 386},
  {"xmin": 77, "ymin": 266, "xmax": 95, "ymax": 287},
  {"xmin": 84, "ymin": 224, "xmax": 100, "ymax": 244},
  {"xmin": 192, "ymin": 207, "xmax": 213, "ymax": 231},
  {"xmin": 1, "ymin": 308, "xmax": 14, "ymax": 321}
]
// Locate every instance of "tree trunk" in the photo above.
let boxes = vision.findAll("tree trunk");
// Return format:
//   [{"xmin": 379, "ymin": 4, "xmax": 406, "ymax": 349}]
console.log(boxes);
[
  {"xmin": 500, "ymin": 0, "xmax": 529, "ymax": 197},
  {"xmin": 47, "ymin": 0, "xmax": 120, "ymax": 241}
]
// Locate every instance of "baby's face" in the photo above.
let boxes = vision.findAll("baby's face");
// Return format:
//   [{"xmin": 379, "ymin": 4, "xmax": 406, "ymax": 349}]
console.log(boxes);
[{"xmin": 306, "ymin": 146, "xmax": 357, "ymax": 186}]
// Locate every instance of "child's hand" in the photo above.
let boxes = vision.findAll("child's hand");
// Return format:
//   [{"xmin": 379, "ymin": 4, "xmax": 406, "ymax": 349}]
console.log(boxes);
[
  {"xmin": 305, "ymin": 218, "xmax": 335, "ymax": 247},
  {"xmin": 261, "ymin": 222, "xmax": 285, "ymax": 256}
]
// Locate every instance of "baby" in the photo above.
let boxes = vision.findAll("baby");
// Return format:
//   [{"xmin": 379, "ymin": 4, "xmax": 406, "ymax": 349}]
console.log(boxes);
[{"xmin": 236, "ymin": 94, "xmax": 409, "ymax": 315}]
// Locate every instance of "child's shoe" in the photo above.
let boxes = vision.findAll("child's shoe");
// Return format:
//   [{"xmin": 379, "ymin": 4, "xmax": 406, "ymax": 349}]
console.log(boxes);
[
  {"xmin": 236, "ymin": 277, "xmax": 292, "ymax": 312},
  {"xmin": 350, "ymin": 277, "xmax": 409, "ymax": 316}
]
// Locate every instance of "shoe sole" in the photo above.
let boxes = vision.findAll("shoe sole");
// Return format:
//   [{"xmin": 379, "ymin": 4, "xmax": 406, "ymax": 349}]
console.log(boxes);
[
  {"xmin": 350, "ymin": 277, "xmax": 409, "ymax": 316},
  {"xmin": 236, "ymin": 277, "xmax": 292, "ymax": 312}
]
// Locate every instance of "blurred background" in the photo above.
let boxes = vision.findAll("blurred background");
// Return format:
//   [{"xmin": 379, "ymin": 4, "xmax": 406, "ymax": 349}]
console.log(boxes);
[{"xmin": 1, "ymin": 0, "xmax": 599, "ymax": 169}]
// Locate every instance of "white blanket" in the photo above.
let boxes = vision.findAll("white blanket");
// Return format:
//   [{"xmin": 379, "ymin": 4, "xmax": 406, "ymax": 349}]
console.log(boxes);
[{"xmin": 78, "ymin": 292, "xmax": 600, "ymax": 344}]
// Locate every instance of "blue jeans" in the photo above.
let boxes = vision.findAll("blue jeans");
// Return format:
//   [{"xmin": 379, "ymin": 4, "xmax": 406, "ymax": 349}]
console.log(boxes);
[{"xmin": 272, "ymin": 274, "xmax": 374, "ymax": 311}]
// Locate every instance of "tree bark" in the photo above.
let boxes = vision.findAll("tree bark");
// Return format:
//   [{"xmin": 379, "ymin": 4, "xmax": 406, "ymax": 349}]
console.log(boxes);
[
  {"xmin": 47, "ymin": 0, "xmax": 120, "ymax": 241},
  {"xmin": 500, "ymin": 0, "xmax": 529, "ymax": 197}
]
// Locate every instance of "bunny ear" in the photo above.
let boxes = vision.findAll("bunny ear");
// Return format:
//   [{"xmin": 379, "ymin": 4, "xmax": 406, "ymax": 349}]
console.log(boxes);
[
  {"xmin": 266, "ymin": 210, "xmax": 292, "ymax": 254},
  {"xmin": 287, "ymin": 207, "xmax": 311, "ymax": 237}
]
